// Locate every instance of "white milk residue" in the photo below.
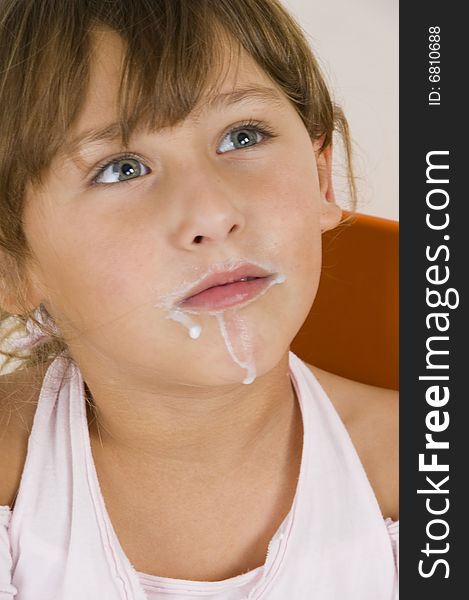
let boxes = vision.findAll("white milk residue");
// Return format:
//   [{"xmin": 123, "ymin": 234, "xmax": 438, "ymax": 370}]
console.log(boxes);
[
  {"xmin": 154, "ymin": 259, "xmax": 286, "ymax": 384},
  {"xmin": 166, "ymin": 309, "xmax": 202, "ymax": 340},
  {"xmin": 216, "ymin": 310, "xmax": 256, "ymax": 384}
]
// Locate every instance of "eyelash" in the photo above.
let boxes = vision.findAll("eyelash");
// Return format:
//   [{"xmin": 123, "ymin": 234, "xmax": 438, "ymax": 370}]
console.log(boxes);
[{"xmin": 89, "ymin": 119, "xmax": 278, "ymax": 187}]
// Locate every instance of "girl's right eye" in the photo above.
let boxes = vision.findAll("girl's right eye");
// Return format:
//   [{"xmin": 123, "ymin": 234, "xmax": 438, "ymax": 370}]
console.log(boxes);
[{"xmin": 93, "ymin": 156, "xmax": 151, "ymax": 186}]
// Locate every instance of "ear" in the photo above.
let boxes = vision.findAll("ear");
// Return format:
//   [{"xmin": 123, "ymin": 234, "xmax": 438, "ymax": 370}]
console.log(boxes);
[{"xmin": 314, "ymin": 136, "xmax": 342, "ymax": 234}]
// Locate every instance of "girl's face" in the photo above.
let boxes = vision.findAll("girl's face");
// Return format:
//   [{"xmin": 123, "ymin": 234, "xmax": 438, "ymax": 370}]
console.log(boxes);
[{"xmin": 22, "ymin": 30, "xmax": 341, "ymax": 388}]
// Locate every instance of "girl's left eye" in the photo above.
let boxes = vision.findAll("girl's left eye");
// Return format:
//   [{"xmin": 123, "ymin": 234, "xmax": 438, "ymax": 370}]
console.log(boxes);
[
  {"xmin": 91, "ymin": 120, "xmax": 277, "ymax": 186},
  {"xmin": 217, "ymin": 120, "xmax": 277, "ymax": 154}
]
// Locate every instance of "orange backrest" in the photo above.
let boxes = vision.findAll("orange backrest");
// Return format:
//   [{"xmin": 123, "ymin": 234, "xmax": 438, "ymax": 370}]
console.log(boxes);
[{"xmin": 291, "ymin": 211, "xmax": 399, "ymax": 390}]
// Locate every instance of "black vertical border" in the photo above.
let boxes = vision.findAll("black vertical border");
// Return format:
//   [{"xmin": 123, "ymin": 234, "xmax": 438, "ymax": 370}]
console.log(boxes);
[{"xmin": 400, "ymin": 1, "xmax": 468, "ymax": 596}]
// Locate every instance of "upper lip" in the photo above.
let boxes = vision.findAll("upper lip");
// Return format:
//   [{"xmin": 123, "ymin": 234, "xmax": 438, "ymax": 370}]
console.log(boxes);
[{"xmin": 179, "ymin": 263, "xmax": 273, "ymax": 303}]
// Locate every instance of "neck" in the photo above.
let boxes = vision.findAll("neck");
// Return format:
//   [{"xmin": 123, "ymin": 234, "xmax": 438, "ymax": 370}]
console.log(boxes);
[{"xmin": 83, "ymin": 350, "xmax": 297, "ymax": 476}]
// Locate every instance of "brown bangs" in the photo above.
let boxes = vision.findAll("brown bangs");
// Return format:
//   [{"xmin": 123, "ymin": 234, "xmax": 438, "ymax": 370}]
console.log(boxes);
[{"xmin": 2, "ymin": 0, "xmax": 341, "ymax": 195}]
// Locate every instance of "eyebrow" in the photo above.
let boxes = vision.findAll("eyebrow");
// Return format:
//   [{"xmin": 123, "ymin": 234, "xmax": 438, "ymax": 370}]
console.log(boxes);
[{"xmin": 63, "ymin": 85, "xmax": 285, "ymax": 161}]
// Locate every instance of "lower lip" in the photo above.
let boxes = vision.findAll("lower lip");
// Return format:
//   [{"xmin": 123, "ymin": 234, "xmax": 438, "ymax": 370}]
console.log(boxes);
[{"xmin": 178, "ymin": 276, "xmax": 274, "ymax": 312}]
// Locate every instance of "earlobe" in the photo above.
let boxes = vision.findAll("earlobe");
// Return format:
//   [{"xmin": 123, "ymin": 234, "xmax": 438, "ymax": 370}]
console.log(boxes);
[{"xmin": 315, "ymin": 139, "xmax": 342, "ymax": 233}]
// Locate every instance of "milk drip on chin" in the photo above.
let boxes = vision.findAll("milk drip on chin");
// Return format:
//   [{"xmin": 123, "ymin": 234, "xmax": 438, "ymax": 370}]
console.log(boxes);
[{"xmin": 160, "ymin": 272, "xmax": 286, "ymax": 385}]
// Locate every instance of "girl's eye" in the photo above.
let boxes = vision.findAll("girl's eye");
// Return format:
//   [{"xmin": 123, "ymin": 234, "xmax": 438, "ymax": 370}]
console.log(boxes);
[
  {"xmin": 93, "ymin": 157, "xmax": 150, "ymax": 185},
  {"xmin": 90, "ymin": 120, "xmax": 276, "ymax": 186},
  {"xmin": 217, "ymin": 120, "xmax": 276, "ymax": 154}
]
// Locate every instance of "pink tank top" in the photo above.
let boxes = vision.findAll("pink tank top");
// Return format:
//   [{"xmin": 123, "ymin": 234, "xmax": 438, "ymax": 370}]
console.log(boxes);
[{"xmin": 0, "ymin": 350, "xmax": 398, "ymax": 599}]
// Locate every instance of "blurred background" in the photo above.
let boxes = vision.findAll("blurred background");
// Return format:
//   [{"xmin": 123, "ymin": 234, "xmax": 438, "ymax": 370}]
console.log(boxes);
[{"xmin": 281, "ymin": 0, "xmax": 398, "ymax": 220}]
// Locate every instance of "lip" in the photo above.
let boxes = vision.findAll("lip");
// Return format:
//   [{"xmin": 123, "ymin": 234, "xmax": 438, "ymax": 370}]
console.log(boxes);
[
  {"xmin": 178, "ymin": 274, "xmax": 276, "ymax": 312},
  {"xmin": 178, "ymin": 263, "xmax": 273, "ymax": 302}
]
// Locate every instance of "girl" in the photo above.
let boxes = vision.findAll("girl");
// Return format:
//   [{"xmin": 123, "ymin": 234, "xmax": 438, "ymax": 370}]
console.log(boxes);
[{"xmin": 0, "ymin": 1, "xmax": 398, "ymax": 598}]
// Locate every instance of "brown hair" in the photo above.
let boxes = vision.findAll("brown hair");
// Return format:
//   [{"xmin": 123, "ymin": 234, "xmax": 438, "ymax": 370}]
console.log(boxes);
[{"xmin": 0, "ymin": 0, "xmax": 356, "ymax": 376}]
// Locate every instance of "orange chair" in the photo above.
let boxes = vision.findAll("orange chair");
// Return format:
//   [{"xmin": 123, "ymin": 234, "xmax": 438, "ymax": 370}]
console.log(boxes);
[{"xmin": 291, "ymin": 211, "xmax": 399, "ymax": 390}]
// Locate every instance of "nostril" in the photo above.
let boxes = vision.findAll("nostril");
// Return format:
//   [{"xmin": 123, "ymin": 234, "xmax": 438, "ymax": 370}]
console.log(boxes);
[{"xmin": 193, "ymin": 235, "xmax": 203, "ymax": 244}]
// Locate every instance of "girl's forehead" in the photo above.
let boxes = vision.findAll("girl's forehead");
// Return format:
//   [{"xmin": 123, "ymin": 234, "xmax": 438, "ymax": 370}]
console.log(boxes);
[
  {"xmin": 67, "ymin": 28, "xmax": 282, "ymax": 145},
  {"xmin": 88, "ymin": 27, "xmax": 272, "ymax": 100}
]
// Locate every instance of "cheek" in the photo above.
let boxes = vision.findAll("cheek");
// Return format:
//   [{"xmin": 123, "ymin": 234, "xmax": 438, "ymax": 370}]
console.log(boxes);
[
  {"xmin": 257, "ymin": 143, "xmax": 322, "ymax": 222},
  {"xmin": 25, "ymin": 206, "xmax": 147, "ymax": 330},
  {"xmin": 273, "ymin": 164, "xmax": 323, "ymax": 287},
  {"xmin": 257, "ymin": 161, "xmax": 322, "ymax": 266},
  {"xmin": 230, "ymin": 174, "xmax": 321, "ymax": 351}
]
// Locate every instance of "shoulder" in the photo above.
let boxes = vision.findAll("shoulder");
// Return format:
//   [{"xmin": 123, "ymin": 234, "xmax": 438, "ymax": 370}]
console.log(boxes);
[
  {"xmin": 304, "ymin": 362, "xmax": 399, "ymax": 521},
  {"xmin": 0, "ymin": 360, "xmax": 51, "ymax": 508}
]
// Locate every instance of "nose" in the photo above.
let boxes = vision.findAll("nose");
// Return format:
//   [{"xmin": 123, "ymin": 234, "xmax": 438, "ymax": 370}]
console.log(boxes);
[{"xmin": 169, "ymin": 167, "xmax": 246, "ymax": 248}]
